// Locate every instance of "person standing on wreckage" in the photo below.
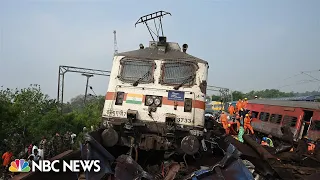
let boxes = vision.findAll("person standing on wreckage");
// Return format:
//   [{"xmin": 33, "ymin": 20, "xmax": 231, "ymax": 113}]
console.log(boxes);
[
  {"xmin": 237, "ymin": 113, "xmax": 245, "ymax": 143},
  {"xmin": 220, "ymin": 111, "xmax": 230, "ymax": 134}
]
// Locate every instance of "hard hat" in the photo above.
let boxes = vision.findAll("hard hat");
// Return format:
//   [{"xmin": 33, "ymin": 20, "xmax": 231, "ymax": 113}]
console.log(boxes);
[
  {"xmin": 255, "ymin": 96, "xmax": 258, "ymax": 98},
  {"xmin": 245, "ymin": 98, "xmax": 247, "ymax": 100},
  {"xmin": 240, "ymin": 108, "xmax": 243, "ymax": 111},
  {"xmin": 228, "ymin": 124, "xmax": 231, "ymax": 127},
  {"xmin": 262, "ymin": 137, "xmax": 267, "ymax": 142},
  {"xmin": 245, "ymin": 114, "xmax": 249, "ymax": 117},
  {"xmin": 303, "ymin": 135, "xmax": 308, "ymax": 139}
]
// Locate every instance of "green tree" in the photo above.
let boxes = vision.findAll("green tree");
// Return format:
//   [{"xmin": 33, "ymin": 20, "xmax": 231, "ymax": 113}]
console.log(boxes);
[
  {"xmin": 232, "ymin": 91, "xmax": 245, "ymax": 100},
  {"xmin": 0, "ymin": 85, "xmax": 105, "ymax": 155},
  {"xmin": 211, "ymin": 95, "xmax": 221, "ymax": 101}
]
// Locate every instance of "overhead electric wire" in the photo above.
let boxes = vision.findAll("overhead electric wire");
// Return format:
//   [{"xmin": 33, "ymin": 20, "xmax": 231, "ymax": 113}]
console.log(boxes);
[
  {"xmin": 277, "ymin": 79, "xmax": 318, "ymax": 89},
  {"xmin": 275, "ymin": 69, "xmax": 320, "ymax": 90},
  {"xmin": 301, "ymin": 71, "xmax": 320, "ymax": 82},
  {"xmin": 302, "ymin": 69, "xmax": 320, "ymax": 73}
]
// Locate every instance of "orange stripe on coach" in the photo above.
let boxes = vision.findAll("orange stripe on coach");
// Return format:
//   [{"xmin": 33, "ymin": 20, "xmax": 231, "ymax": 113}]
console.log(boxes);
[{"xmin": 105, "ymin": 92, "xmax": 205, "ymax": 110}]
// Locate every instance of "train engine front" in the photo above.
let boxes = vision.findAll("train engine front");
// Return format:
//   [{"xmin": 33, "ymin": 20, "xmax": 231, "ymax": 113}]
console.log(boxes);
[{"xmin": 101, "ymin": 36, "xmax": 208, "ymax": 156}]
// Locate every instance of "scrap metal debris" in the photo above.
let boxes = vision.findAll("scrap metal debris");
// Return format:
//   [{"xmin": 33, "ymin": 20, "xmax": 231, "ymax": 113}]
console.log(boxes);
[{"xmin": 11, "ymin": 117, "xmax": 320, "ymax": 180}]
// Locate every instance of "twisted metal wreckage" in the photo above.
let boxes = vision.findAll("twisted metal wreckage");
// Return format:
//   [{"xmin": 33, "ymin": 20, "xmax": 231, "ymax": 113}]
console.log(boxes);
[{"xmin": 12, "ymin": 118, "xmax": 320, "ymax": 180}]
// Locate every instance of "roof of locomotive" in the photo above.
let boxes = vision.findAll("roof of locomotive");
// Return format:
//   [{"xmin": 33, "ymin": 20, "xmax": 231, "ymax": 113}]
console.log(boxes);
[
  {"xmin": 248, "ymin": 99, "xmax": 320, "ymax": 110},
  {"xmin": 117, "ymin": 42, "xmax": 208, "ymax": 64}
]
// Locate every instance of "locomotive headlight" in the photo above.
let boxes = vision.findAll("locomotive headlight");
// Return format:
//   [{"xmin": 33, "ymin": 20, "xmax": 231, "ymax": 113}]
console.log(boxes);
[
  {"xmin": 154, "ymin": 97, "xmax": 162, "ymax": 106},
  {"xmin": 184, "ymin": 98, "xmax": 193, "ymax": 112},
  {"xmin": 145, "ymin": 96, "xmax": 154, "ymax": 106},
  {"xmin": 115, "ymin": 92, "xmax": 125, "ymax": 105}
]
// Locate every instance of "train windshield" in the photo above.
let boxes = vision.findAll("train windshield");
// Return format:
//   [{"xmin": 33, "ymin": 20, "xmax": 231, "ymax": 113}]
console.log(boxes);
[
  {"xmin": 120, "ymin": 59, "xmax": 154, "ymax": 83},
  {"xmin": 161, "ymin": 62, "xmax": 196, "ymax": 85}
]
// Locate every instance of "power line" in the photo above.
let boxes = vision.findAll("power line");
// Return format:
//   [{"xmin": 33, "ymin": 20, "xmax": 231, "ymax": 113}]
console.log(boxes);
[
  {"xmin": 277, "ymin": 79, "xmax": 318, "ymax": 89},
  {"xmin": 302, "ymin": 69, "xmax": 320, "ymax": 73},
  {"xmin": 301, "ymin": 71, "xmax": 320, "ymax": 82}
]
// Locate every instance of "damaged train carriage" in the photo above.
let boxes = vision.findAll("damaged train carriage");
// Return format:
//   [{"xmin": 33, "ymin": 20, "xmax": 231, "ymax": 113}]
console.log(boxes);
[
  {"xmin": 246, "ymin": 99, "xmax": 320, "ymax": 141},
  {"xmin": 101, "ymin": 37, "xmax": 209, "ymax": 155}
]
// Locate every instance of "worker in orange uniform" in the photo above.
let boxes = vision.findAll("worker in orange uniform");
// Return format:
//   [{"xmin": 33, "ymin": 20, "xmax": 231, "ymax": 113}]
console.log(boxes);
[
  {"xmin": 244, "ymin": 114, "xmax": 254, "ymax": 135},
  {"xmin": 236, "ymin": 99, "xmax": 242, "ymax": 113},
  {"xmin": 243, "ymin": 98, "xmax": 248, "ymax": 110},
  {"xmin": 220, "ymin": 111, "xmax": 229, "ymax": 134},
  {"xmin": 228, "ymin": 103, "xmax": 235, "ymax": 116}
]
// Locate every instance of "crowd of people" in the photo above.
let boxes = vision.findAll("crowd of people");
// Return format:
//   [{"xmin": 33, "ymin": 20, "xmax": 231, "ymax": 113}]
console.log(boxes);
[
  {"xmin": 219, "ymin": 98, "xmax": 320, "ymax": 163},
  {"xmin": 219, "ymin": 98, "xmax": 253, "ymax": 141},
  {"xmin": 1, "ymin": 131, "xmax": 77, "ymax": 179}
]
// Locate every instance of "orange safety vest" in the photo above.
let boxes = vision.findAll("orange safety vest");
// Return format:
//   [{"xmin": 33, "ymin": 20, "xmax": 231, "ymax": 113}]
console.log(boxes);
[
  {"xmin": 228, "ymin": 106, "xmax": 235, "ymax": 115},
  {"xmin": 236, "ymin": 101, "xmax": 242, "ymax": 111},
  {"xmin": 244, "ymin": 117, "xmax": 251, "ymax": 126},
  {"xmin": 243, "ymin": 101, "xmax": 248, "ymax": 109},
  {"xmin": 221, "ymin": 114, "xmax": 228, "ymax": 124}
]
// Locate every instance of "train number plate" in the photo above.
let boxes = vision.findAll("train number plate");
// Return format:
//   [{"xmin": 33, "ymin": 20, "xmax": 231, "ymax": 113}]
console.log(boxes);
[
  {"xmin": 105, "ymin": 109, "xmax": 127, "ymax": 117},
  {"xmin": 176, "ymin": 117, "xmax": 192, "ymax": 124}
]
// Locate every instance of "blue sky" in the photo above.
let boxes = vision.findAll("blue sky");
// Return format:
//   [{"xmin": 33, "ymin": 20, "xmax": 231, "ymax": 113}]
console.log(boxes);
[{"xmin": 1, "ymin": 0, "xmax": 320, "ymax": 101}]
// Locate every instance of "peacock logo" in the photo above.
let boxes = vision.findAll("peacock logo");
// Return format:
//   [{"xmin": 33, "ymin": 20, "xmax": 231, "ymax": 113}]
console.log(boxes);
[{"xmin": 9, "ymin": 159, "xmax": 31, "ymax": 172}]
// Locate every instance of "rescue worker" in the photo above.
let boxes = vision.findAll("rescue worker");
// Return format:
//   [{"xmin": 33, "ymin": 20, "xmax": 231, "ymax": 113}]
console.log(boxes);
[
  {"xmin": 314, "ymin": 138, "xmax": 320, "ymax": 161},
  {"xmin": 308, "ymin": 141, "xmax": 315, "ymax": 154},
  {"xmin": 244, "ymin": 114, "xmax": 254, "ymax": 135},
  {"xmin": 228, "ymin": 103, "xmax": 235, "ymax": 116},
  {"xmin": 239, "ymin": 108, "xmax": 245, "ymax": 119},
  {"xmin": 261, "ymin": 135, "xmax": 274, "ymax": 147},
  {"xmin": 261, "ymin": 139, "xmax": 268, "ymax": 146},
  {"xmin": 242, "ymin": 98, "xmax": 248, "ymax": 110},
  {"xmin": 220, "ymin": 111, "xmax": 229, "ymax": 134},
  {"xmin": 236, "ymin": 99, "xmax": 242, "ymax": 113}
]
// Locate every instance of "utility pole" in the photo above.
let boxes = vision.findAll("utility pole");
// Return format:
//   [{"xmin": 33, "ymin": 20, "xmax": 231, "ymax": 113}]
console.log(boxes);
[
  {"xmin": 113, "ymin": 30, "xmax": 118, "ymax": 56},
  {"xmin": 82, "ymin": 73, "xmax": 94, "ymax": 104}
]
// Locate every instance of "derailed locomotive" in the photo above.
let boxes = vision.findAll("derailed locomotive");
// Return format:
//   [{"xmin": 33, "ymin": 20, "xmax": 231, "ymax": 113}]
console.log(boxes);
[{"xmin": 100, "ymin": 12, "xmax": 208, "ymax": 155}]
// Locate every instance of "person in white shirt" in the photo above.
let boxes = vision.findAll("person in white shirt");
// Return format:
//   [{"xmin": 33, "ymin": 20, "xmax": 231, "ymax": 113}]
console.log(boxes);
[
  {"xmin": 38, "ymin": 137, "xmax": 47, "ymax": 160},
  {"xmin": 28, "ymin": 149, "xmax": 41, "ymax": 164},
  {"xmin": 32, "ymin": 145, "xmax": 38, "ymax": 155},
  {"xmin": 71, "ymin": 133, "xmax": 76, "ymax": 145}
]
